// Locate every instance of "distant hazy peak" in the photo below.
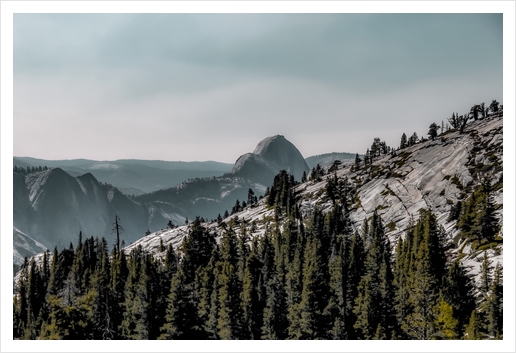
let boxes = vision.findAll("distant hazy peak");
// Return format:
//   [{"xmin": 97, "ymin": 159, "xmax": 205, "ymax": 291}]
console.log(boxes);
[{"xmin": 232, "ymin": 135, "xmax": 309, "ymax": 183}]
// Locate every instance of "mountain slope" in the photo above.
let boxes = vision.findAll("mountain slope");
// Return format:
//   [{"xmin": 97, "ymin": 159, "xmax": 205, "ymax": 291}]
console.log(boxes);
[
  {"xmin": 121, "ymin": 113, "xmax": 504, "ymax": 283},
  {"xmin": 13, "ymin": 168, "xmax": 168, "ymax": 252},
  {"xmin": 13, "ymin": 227, "xmax": 47, "ymax": 266}
]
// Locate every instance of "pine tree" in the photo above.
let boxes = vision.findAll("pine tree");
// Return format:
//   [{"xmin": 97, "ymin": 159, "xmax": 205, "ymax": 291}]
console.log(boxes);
[
  {"xmin": 428, "ymin": 123, "xmax": 439, "ymax": 140},
  {"xmin": 26, "ymin": 258, "xmax": 44, "ymax": 339},
  {"xmin": 121, "ymin": 247, "xmax": 151, "ymax": 340},
  {"xmin": 354, "ymin": 213, "xmax": 395, "ymax": 339},
  {"xmin": 241, "ymin": 239, "xmax": 262, "ymax": 339},
  {"xmin": 195, "ymin": 246, "xmax": 219, "ymax": 339},
  {"xmin": 489, "ymin": 99, "xmax": 499, "ymax": 113},
  {"xmin": 345, "ymin": 231, "xmax": 364, "ymax": 339},
  {"xmin": 393, "ymin": 236, "xmax": 410, "ymax": 337},
  {"xmin": 159, "ymin": 269, "xmax": 195, "ymax": 339},
  {"xmin": 434, "ymin": 297, "xmax": 458, "ymax": 339},
  {"xmin": 200, "ymin": 247, "xmax": 221, "ymax": 339},
  {"xmin": 324, "ymin": 238, "xmax": 348, "ymax": 339},
  {"xmin": 247, "ymin": 188, "xmax": 256, "ymax": 206},
  {"xmin": 71, "ymin": 232, "xmax": 85, "ymax": 295},
  {"xmin": 160, "ymin": 219, "xmax": 215, "ymax": 339},
  {"xmin": 485, "ymin": 263, "xmax": 503, "ymax": 338},
  {"xmin": 286, "ymin": 219, "xmax": 306, "ymax": 339},
  {"xmin": 255, "ymin": 230, "xmax": 283, "ymax": 339},
  {"xmin": 403, "ymin": 244, "xmax": 437, "ymax": 339},
  {"xmin": 354, "ymin": 153, "xmax": 361, "ymax": 171},
  {"xmin": 479, "ymin": 251, "xmax": 492, "ymax": 300},
  {"xmin": 15, "ymin": 258, "xmax": 29, "ymax": 338},
  {"xmin": 464, "ymin": 310, "xmax": 484, "ymax": 340},
  {"xmin": 83, "ymin": 245, "xmax": 113, "ymax": 339},
  {"xmin": 473, "ymin": 180, "xmax": 499, "ymax": 244},
  {"xmin": 441, "ymin": 260, "xmax": 475, "ymax": 337},
  {"xmin": 41, "ymin": 294, "xmax": 89, "ymax": 339},
  {"xmin": 261, "ymin": 270, "xmax": 287, "ymax": 340},
  {"xmin": 392, "ymin": 209, "xmax": 450, "ymax": 339},
  {"xmin": 109, "ymin": 250, "xmax": 128, "ymax": 338},
  {"xmin": 111, "ymin": 215, "xmax": 123, "ymax": 253},
  {"xmin": 216, "ymin": 227, "xmax": 244, "ymax": 339},
  {"xmin": 296, "ymin": 229, "xmax": 328, "ymax": 339},
  {"xmin": 261, "ymin": 272, "xmax": 288, "ymax": 340}
]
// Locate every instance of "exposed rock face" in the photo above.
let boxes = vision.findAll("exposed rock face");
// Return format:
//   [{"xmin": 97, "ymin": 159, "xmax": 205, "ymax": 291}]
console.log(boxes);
[
  {"xmin": 13, "ymin": 168, "xmax": 159, "ymax": 251},
  {"xmin": 231, "ymin": 135, "xmax": 310, "ymax": 183},
  {"xmin": 296, "ymin": 114, "xmax": 503, "ymax": 279},
  {"xmin": 13, "ymin": 227, "xmax": 47, "ymax": 266}
]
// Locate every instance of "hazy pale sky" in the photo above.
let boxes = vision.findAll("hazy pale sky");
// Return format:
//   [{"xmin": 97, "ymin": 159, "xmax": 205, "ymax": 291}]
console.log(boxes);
[{"xmin": 14, "ymin": 13, "xmax": 503, "ymax": 163}]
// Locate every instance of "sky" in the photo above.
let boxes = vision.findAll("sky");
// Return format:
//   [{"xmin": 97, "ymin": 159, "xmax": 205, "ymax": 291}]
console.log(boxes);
[{"xmin": 13, "ymin": 13, "xmax": 503, "ymax": 164}]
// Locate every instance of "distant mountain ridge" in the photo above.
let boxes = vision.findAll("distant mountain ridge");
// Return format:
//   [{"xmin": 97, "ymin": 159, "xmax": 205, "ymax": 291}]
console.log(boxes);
[
  {"xmin": 13, "ymin": 157, "xmax": 233, "ymax": 195},
  {"xmin": 305, "ymin": 152, "xmax": 357, "ymax": 169},
  {"xmin": 13, "ymin": 167, "xmax": 160, "ymax": 260}
]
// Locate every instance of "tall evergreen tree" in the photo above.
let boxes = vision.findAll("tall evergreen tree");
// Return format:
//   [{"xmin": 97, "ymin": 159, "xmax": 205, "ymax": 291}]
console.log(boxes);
[
  {"xmin": 464, "ymin": 310, "xmax": 484, "ymax": 340},
  {"xmin": 111, "ymin": 215, "xmax": 123, "ymax": 253},
  {"xmin": 241, "ymin": 238, "xmax": 263, "ymax": 339},
  {"xmin": 434, "ymin": 297, "xmax": 458, "ymax": 339},
  {"xmin": 485, "ymin": 263, "xmax": 503, "ymax": 338},
  {"xmin": 324, "ymin": 237, "xmax": 349, "ymax": 339},
  {"xmin": 121, "ymin": 247, "xmax": 151, "ymax": 340},
  {"xmin": 295, "ymin": 226, "xmax": 329, "ymax": 339},
  {"xmin": 441, "ymin": 260, "xmax": 476, "ymax": 337},
  {"xmin": 345, "ymin": 231, "xmax": 364, "ymax": 339},
  {"xmin": 428, "ymin": 123, "xmax": 439, "ymax": 140},
  {"xmin": 216, "ymin": 226, "xmax": 244, "ymax": 339},
  {"xmin": 110, "ymin": 250, "xmax": 128, "ymax": 338},
  {"xmin": 354, "ymin": 213, "xmax": 395, "ymax": 339},
  {"xmin": 160, "ymin": 218, "xmax": 215, "ymax": 339},
  {"xmin": 261, "ymin": 271, "xmax": 288, "ymax": 340}
]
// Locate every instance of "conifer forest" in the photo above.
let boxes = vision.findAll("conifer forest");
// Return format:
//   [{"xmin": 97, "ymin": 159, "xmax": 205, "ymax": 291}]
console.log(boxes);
[{"xmin": 13, "ymin": 167, "xmax": 503, "ymax": 340}]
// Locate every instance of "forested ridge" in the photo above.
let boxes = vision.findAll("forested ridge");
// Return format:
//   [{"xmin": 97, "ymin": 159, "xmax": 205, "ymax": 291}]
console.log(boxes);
[
  {"xmin": 13, "ymin": 181, "xmax": 502, "ymax": 340},
  {"xmin": 13, "ymin": 102, "xmax": 503, "ymax": 340}
]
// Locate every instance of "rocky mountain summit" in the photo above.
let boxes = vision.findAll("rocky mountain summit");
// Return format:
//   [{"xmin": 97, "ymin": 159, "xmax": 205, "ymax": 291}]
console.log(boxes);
[{"xmin": 231, "ymin": 135, "xmax": 310, "ymax": 184}]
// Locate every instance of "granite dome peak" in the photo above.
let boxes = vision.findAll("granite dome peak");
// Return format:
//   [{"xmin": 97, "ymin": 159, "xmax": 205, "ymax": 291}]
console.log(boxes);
[{"xmin": 231, "ymin": 135, "xmax": 309, "ymax": 184}]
